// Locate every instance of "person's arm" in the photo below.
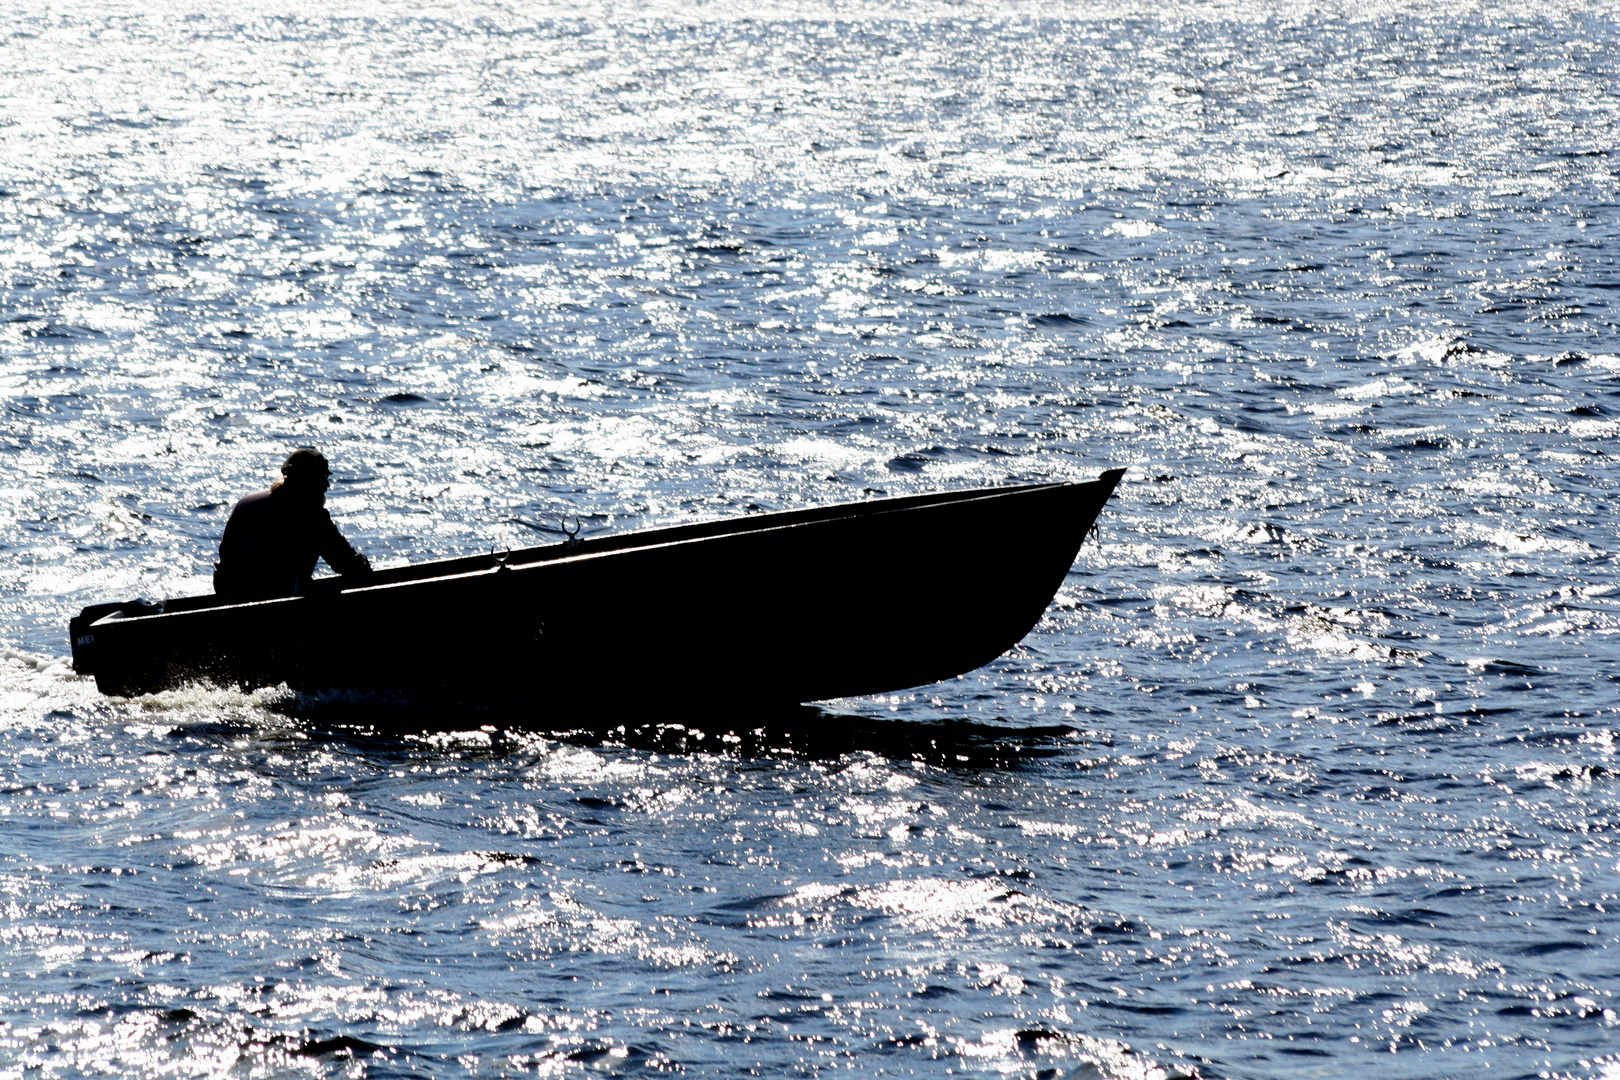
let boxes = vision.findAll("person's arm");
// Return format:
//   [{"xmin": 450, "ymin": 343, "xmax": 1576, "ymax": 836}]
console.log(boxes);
[{"xmin": 314, "ymin": 509, "xmax": 372, "ymax": 579}]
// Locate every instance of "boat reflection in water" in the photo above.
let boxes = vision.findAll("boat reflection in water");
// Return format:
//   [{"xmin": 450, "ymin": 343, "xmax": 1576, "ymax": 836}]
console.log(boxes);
[{"xmin": 71, "ymin": 471, "xmax": 1124, "ymax": 717}]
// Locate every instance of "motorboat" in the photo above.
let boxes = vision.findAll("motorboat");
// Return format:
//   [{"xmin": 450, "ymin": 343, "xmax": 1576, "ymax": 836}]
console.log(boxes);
[{"xmin": 70, "ymin": 471, "xmax": 1125, "ymax": 709}]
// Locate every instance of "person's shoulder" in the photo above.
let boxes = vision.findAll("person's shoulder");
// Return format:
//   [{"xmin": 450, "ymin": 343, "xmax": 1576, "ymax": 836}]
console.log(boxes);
[{"xmin": 230, "ymin": 489, "xmax": 276, "ymax": 515}]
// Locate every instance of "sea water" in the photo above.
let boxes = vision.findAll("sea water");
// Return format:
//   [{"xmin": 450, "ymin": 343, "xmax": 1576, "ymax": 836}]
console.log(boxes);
[{"xmin": 1, "ymin": 1, "xmax": 1617, "ymax": 1076}]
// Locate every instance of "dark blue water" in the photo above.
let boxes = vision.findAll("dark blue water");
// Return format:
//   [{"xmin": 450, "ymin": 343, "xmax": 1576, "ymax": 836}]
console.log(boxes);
[{"xmin": 2, "ymin": 3, "xmax": 1617, "ymax": 1077}]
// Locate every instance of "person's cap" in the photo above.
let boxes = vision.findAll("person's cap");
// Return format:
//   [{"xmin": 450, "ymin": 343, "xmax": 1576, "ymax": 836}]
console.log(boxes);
[{"xmin": 280, "ymin": 448, "xmax": 330, "ymax": 478}]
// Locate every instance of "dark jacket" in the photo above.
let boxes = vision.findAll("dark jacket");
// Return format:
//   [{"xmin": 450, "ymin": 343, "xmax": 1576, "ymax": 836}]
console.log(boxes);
[{"xmin": 214, "ymin": 487, "xmax": 371, "ymax": 601}]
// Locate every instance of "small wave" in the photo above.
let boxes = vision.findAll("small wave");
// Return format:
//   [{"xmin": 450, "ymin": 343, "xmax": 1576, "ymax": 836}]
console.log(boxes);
[
  {"xmin": 1102, "ymin": 220, "xmax": 1165, "ymax": 238},
  {"xmin": 1337, "ymin": 375, "xmax": 1420, "ymax": 400},
  {"xmin": 1486, "ymin": 529, "xmax": 1600, "ymax": 556},
  {"xmin": 1395, "ymin": 335, "xmax": 1512, "ymax": 367}
]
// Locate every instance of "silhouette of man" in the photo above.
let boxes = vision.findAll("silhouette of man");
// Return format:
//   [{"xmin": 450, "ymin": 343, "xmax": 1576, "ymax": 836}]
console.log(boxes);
[{"xmin": 214, "ymin": 448, "xmax": 373, "ymax": 601}]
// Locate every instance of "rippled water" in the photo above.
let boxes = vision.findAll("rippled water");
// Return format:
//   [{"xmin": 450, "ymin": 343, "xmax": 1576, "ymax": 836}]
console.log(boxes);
[{"xmin": 3, "ymin": 1, "xmax": 1618, "ymax": 1076}]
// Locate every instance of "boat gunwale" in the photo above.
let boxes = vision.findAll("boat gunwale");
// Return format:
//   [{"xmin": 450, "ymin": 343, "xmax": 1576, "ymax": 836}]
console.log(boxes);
[{"xmin": 89, "ymin": 477, "xmax": 1108, "ymax": 631}]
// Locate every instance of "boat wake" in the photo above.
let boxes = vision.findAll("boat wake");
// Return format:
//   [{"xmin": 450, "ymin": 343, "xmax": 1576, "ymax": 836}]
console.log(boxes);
[{"xmin": 0, "ymin": 649, "xmax": 1095, "ymax": 768}]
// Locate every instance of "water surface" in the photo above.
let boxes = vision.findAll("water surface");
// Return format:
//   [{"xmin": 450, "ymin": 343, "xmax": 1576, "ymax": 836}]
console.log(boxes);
[{"xmin": 2, "ymin": 1, "xmax": 1618, "ymax": 1076}]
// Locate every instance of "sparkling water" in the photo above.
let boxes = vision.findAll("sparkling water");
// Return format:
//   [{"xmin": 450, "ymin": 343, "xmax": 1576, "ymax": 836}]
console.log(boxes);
[{"xmin": 2, "ymin": 2, "xmax": 1617, "ymax": 1076}]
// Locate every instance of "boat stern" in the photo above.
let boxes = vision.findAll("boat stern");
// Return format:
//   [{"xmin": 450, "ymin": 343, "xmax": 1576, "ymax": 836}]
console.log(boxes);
[{"xmin": 69, "ymin": 601, "xmax": 129, "ymax": 676}]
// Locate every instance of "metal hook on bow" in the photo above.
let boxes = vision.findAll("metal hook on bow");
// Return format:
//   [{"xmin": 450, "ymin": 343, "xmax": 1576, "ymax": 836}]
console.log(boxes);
[
  {"xmin": 492, "ymin": 547, "xmax": 511, "ymax": 572},
  {"xmin": 562, "ymin": 518, "xmax": 583, "ymax": 549}
]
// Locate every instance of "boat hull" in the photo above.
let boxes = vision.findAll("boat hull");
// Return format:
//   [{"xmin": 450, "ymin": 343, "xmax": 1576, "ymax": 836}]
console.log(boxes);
[{"xmin": 72, "ymin": 472, "xmax": 1124, "ymax": 710}]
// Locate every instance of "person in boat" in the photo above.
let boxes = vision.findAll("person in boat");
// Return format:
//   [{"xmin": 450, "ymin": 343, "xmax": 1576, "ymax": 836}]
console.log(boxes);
[{"xmin": 213, "ymin": 448, "xmax": 373, "ymax": 601}]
